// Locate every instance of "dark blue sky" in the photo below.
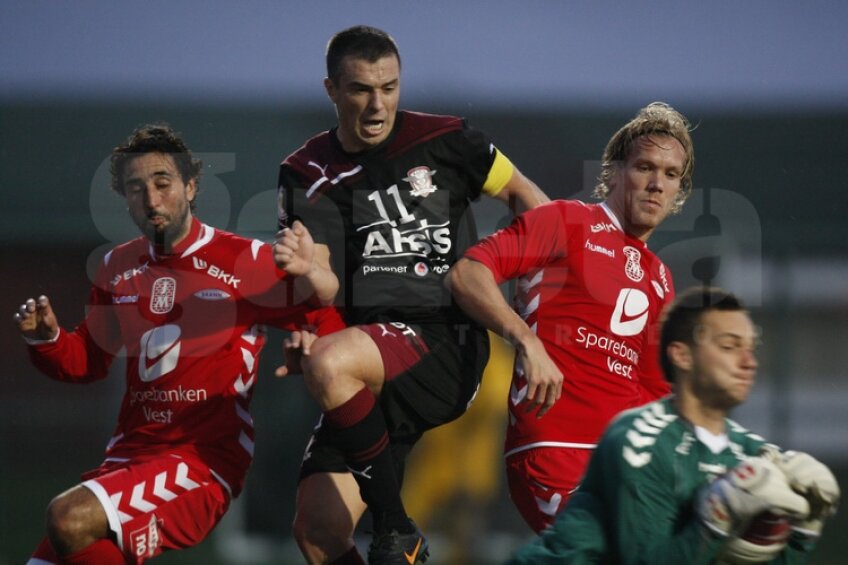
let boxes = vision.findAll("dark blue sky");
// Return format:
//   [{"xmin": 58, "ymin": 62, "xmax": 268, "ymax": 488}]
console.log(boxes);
[{"xmin": 2, "ymin": 1, "xmax": 847, "ymax": 110}]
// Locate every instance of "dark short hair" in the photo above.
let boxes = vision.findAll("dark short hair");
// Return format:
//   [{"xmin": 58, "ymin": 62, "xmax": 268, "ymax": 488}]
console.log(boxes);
[
  {"xmin": 660, "ymin": 287, "xmax": 745, "ymax": 382},
  {"xmin": 111, "ymin": 123, "xmax": 202, "ymax": 209},
  {"xmin": 326, "ymin": 25, "xmax": 401, "ymax": 85}
]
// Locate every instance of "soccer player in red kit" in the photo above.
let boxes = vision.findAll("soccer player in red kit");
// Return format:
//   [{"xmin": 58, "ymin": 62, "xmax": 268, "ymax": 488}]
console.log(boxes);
[
  {"xmin": 14, "ymin": 124, "xmax": 341, "ymax": 564},
  {"xmin": 447, "ymin": 102, "xmax": 695, "ymax": 533}
]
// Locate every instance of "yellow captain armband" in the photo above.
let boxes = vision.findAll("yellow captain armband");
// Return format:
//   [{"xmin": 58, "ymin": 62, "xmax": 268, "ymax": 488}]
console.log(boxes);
[{"xmin": 482, "ymin": 150, "xmax": 515, "ymax": 197}]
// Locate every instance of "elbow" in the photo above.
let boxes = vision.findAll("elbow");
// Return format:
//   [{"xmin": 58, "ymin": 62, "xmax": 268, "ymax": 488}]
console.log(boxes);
[
  {"xmin": 445, "ymin": 259, "xmax": 472, "ymax": 300},
  {"xmin": 445, "ymin": 258, "xmax": 480, "ymax": 306},
  {"xmin": 318, "ymin": 281, "xmax": 339, "ymax": 307}
]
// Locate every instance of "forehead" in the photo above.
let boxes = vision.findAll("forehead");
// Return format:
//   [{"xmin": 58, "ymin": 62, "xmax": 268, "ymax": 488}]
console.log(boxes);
[
  {"xmin": 124, "ymin": 152, "xmax": 179, "ymax": 181},
  {"xmin": 698, "ymin": 310, "xmax": 756, "ymax": 340},
  {"xmin": 337, "ymin": 54, "xmax": 400, "ymax": 85},
  {"xmin": 628, "ymin": 134, "xmax": 686, "ymax": 165}
]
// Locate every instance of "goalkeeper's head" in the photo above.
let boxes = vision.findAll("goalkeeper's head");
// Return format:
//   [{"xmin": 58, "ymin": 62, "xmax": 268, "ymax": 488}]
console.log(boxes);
[{"xmin": 660, "ymin": 287, "xmax": 760, "ymax": 410}]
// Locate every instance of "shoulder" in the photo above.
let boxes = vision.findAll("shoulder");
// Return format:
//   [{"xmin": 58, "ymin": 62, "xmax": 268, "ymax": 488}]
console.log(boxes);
[
  {"xmin": 528, "ymin": 199, "xmax": 597, "ymax": 227},
  {"xmin": 281, "ymin": 130, "xmax": 335, "ymax": 172},
  {"xmin": 397, "ymin": 110, "xmax": 465, "ymax": 135},
  {"xmin": 601, "ymin": 398, "xmax": 681, "ymax": 471},
  {"xmin": 205, "ymin": 227, "xmax": 268, "ymax": 258},
  {"xmin": 387, "ymin": 111, "xmax": 467, "ymax": 155},
  {"xmin": 101, "ymin": 236, "xmax": 148, "ymax": 270}
]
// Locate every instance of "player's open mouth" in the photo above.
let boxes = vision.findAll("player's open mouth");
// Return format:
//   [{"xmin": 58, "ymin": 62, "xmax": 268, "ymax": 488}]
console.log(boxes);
[{"xmin": 362, "ymin": 120, "xmax": 384, "ymax": 136}]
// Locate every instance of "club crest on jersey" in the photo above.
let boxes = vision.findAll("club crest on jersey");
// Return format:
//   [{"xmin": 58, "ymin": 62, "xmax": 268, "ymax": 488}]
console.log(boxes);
[
  {"xmin": 403, "ymin": 166, "xmax": 438, "ymax": 197},
  {"xmin": 150, "ymin": 277, "xmax": 176, "ymax": 314},
  {"xmin": 623, "ymin": 246, "xmax": 644, "ymax": 282}
]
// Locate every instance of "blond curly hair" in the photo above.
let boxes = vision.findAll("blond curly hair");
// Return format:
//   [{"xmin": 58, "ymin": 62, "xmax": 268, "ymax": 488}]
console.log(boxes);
[{"xmin": 593, "ymin": 102, "xmax": 694, "ymax": 214}]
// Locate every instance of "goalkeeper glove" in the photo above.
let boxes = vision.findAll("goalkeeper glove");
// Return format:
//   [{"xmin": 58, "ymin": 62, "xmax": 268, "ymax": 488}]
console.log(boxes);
[
  {"xmin": 698, "ymin": 457, "xmax": 809, "ymax": 538},
  {"xmin": 770, "ymin": 450, "xmax": 840, "ymax": 538}
]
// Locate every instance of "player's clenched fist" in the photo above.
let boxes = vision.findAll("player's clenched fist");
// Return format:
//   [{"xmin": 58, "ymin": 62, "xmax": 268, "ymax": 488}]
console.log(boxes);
[
  {"xmin": 273, "ymin": 219, "xmax": 315, "ymax": 276},
  {"xmin": 13, "ymin": 295, "xmax": 59, "ymax": 341}
]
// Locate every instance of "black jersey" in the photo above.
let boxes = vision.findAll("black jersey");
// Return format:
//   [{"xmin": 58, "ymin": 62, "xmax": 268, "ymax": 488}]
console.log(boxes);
[{"xmin": 278, "ymin": 110, "xmax": 505, "ymax": 325}]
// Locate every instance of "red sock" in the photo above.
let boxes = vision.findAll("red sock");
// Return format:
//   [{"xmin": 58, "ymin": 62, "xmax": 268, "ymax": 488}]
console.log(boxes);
[
  {"xmin": 325, "ymin": 388, "xmax": 409, "ymax": 533},
  {"xmin": 60, "ymin": 539, "xmax": 125, "ymax": 565},
  {"xmin": 329, "ymin": 545, "xmax": 366, "ymax": 565}
]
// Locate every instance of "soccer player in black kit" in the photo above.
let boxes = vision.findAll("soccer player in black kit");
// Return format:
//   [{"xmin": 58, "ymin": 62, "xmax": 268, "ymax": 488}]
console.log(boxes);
[{"xmin": 275, "ymin": 25, "xmax": 551, "ymax": 565}]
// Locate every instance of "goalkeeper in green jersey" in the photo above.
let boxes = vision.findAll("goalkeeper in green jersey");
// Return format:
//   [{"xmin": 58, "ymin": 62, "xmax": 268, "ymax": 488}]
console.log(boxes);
[{"xmin": 509, "ymin": 287, "xmax": 840, "ymax": 564}]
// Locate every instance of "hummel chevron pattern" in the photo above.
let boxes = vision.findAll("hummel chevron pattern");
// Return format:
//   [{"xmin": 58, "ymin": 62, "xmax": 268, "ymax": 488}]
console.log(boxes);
[
  {"xmin": 622, "ymin": 403, "xmax": 678, "ymax": 468},
  {"xmin": 109, "ymin": 462, "xmax": 201, "ymax": 523}
]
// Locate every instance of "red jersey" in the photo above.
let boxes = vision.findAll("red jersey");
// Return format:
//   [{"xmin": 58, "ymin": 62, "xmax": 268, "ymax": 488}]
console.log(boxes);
[
  {"xmin": 464, "ymin": 200, "xmax": 673, "ymax": 455},
  {"xmin": 27, "ymin": 219, "xmax": 343, "ymax": 496}
]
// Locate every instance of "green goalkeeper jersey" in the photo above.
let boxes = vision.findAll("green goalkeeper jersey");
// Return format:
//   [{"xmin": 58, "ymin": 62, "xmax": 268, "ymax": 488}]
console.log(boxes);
[{"xmin": 509, "ymin": 396, "xmax": 816, "ymax": 564}]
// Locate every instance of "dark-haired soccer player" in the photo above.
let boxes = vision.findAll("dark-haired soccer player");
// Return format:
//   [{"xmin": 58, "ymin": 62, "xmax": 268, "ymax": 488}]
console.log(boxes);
[
  {"xmin": 509, "ymin": 287, "xmax": 840, "ymax": 563},
  {"xmin": 15, "ymin": 124, "xmax": 340, "ymax": 564},
  {"xmin": 277, "ymin": 25, "xmax": 548, "ymax": 565}
]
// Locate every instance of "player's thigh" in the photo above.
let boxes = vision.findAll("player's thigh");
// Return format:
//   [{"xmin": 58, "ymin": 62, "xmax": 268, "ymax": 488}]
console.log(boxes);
[
  {"xmin": 306, "ymin": 326, "xmax": 386, "ymax": 394},
  {"xmin": 505, "ymin": 448, "xmax": 593, "ymax": 533},
  {"xmin": 82, "ymin": 456, "xmax": 230, "ymax": 562},
  {"xmin": 295, "ymin": 471, "xmax": 367, "ymax": 537}
]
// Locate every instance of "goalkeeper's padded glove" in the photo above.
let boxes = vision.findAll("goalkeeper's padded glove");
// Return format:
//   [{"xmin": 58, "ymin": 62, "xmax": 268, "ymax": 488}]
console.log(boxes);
[
  {"xmin": 769, "ymin": 450, "xmax": 840, "ymax": 538},
  {"xmin": 698, "ymin": 457, "xmax": 809, "ymax": 538}
]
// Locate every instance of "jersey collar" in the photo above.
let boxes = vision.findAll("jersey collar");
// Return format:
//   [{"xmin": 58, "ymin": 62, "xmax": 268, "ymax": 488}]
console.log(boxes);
[
  {"xmin": 600, "ymin": 201, "xmax": 623, "ymax": 232},
  {"xmin": 599, "ymin": 201, "xmax": 649, "ymax": 248}
]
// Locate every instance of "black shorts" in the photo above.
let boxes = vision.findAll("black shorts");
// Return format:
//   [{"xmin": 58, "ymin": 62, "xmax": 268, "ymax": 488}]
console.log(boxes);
[{"xmin": 299, "ymin": 321, "xmax": 490, "ymax": 482}]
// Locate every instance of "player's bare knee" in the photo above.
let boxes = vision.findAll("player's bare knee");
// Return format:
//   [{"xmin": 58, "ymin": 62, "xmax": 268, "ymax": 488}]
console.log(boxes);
[
  {"xmin": 45, "ymin": 491, "xmax": 99, "ymax": 552},
  {"xmin": 302, "ymin": 341, "xmax": 351, "ymax": 394}
]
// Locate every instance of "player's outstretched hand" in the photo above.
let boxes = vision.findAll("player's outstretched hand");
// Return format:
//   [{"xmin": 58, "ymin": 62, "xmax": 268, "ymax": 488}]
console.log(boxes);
[
  {"xmin": 274, "ymin": 220, "xmax": 314, "ymax": 277},
  {"xmin": 769, "ymin": 450, "xmax": 840, "ymax": 538},
  {"xmin": 517, "ymin": 335, "xmax": 563, "ymax": 419},
  {"xmin": 13, "ymin": 295, "xmax": 59, "ymax": 342},
  {"xmin": 275, "ymin": 330, "xmax": 318, "ymax": 378},
  {"xmin": 698, "ymin": 457, "xmax": 809, "ymax": 538}
]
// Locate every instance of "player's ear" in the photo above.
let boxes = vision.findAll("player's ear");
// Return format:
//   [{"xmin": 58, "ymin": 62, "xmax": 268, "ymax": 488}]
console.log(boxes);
[
  {"xmin": 186, "ymin": 178, "xmax": 198, "ymax": 203},
  {"xmin": 324, "ymin": 78, "xmax": 337, "ymax": 103},
  {"xmin": 667, "ymin": 341, "xmax": 693, "ymax": 373}
]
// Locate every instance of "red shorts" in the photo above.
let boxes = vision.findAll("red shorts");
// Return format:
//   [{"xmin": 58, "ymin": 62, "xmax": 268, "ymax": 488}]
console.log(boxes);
[
  {"xmin": 81, "ymin": 454, "xmax": 230, "ymax": 563},
  {"xmin": 505, "ymin": 447, "xmax": 594, "ymax": 533}
]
